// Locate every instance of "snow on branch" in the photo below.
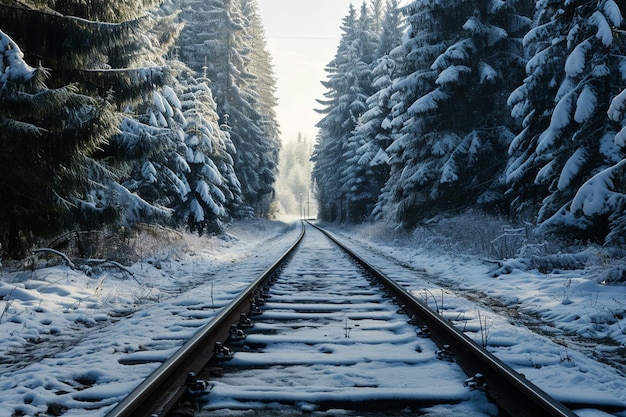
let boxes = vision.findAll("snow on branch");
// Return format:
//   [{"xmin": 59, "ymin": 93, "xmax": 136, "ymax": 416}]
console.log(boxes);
[
  {"xmin": 0, "ymin": 30, "xmax": 34, "ymax": 90},
  {"xmin": 608, "ymin": 88, "xmax": 626, "ymax": 122},
  {"xmin": 557, "ymin": 147, "xmax": 587, "ymax": 191},
  {"xmin": 602, "ymin": 0, "xmax": 623, "ymax": 27},
  {"xmin": 574, "ymin": 85, "xmax": 597, "ymax": 123},
  {"xmin": 408, "ymin": 88, "xmax": 449, "ymax": 116},
  {"xmin": 589, "ymin": 10, "xmax": 614, "ymax": 46},
  {"xmin": 565, "ymin": 39, "xmax": 591, "ymax": 77},
  {"xmin": 32, "ymin": 248, "xmax": 76, "ymax": 270},
  {"xmin": 83, "ymin": 259, "xmax": 139, "ymax": 284},
  {"xmin": 435, "ymin": 65, "xmax": 471, "ymax": 87},
  {"xmin": 462, "ymin": 16, "xmax": 508, "ymax": 47},
  {"xmin": 570, "ymin": 159, "xmax": 626, "ymax": 217},
  {"xmin": 536, "ymin": 92, "xmax": 575, "ymax": 154}
]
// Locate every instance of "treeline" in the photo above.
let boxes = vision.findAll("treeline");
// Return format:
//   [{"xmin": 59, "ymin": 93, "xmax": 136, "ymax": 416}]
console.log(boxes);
[
  {"xmin": 0, "ymin": 0, "xmax": 279, "ymax": 258},
  {"xmin": 313, "ymin": 0, "xmax": 626, "ymax": 246}
]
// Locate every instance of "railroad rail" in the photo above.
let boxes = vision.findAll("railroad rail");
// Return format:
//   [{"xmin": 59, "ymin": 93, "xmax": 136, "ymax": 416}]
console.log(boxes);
[
  {"xmin": 106, "ymin": 221, "xmax": 578, "ymax": 417},
  {"xmin": 104, "ymin": 224, "xmax": 305, "ymax": 417}
]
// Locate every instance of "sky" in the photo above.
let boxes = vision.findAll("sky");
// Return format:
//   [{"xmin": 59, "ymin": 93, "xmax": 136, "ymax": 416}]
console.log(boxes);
[{"xmin": 256, "ymin": 0, "xmax": 357, "ymax": 142}]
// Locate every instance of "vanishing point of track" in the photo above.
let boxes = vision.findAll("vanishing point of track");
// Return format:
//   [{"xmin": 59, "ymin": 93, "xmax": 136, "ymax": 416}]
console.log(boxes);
[{"xmin": 106, "ymin": 221, "xmax": 579, "ymax": 417}]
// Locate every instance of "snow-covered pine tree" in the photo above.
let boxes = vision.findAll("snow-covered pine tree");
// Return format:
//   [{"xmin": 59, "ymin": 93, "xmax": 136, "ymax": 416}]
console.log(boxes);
[
  {"xmin": 532, "ymin": 0, "xmax": 625, "ymax": 242},
  {"xmin": 176, "ymin": 71, "xmax": 243, "ymax": 234},
  {"xmin": 336, "ymin": 2, "xmax": 399, "ymax": 223},
  {"xmin": 240, "ymin": 0, "xmax": 281, "ymax": 217},
  {"xmin": 376, "ymin": 0, "xmax": 530, "ymax": 227},
  {"xmin": 506, "ymin": 0, "xmax": 568, "ymax": 223},
  {"xmin": 178, "ymin": 0, "xmax": 279, "ymax": 217},
  {"xmin": 313, "ymin": 4, "xmax": 360, "ymax": 221},
  {"xmin": 0, "ymin": 1, "xmax": 173, "ymax": 99},
  {"xmin": 314, "ymin": 3, "xmax": 386, "ymax": 222},
  {"xmin": 351, "ymin": 0, "xmax": 406, "ymax": 222},
  {"xmin": 0, "ymin": 0, "xmax": 182, "ymax": 237},
  {"xmin": 0, "ymin": 29, "xmax": 118, "ymax": 257},
  {"xmin": 508, "ymin": 0, "xmax": 624, "ymax": 240}
]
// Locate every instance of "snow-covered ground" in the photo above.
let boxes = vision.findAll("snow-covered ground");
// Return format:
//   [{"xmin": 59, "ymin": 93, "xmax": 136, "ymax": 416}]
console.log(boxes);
[
  {"xmin": 0, "ymin": 217, "xmax": 625, "ymax": 416},
  {"xmin": 0, "ymin": 220, "xmax": 301, "ymax": 417},
  {"xmin": 198, "ymin": 225, "xmax": 498, "ymax": 416},
  {"xmin": 322, "ymin": 220, "xmax": 626, "ymax": 417}
]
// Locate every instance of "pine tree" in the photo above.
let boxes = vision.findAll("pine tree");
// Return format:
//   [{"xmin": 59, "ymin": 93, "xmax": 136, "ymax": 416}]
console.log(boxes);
[
  {"xmin": 0, "ymin": 29, "xmax": 118, "ymax": 257},
  {"xmin": 376, "ymin": 0, "xmax": 530, "ymax": 227},
  {"xmin": 0, "ymin": 0, "xmax": 182, "ymax": 239},
  {"xmin": 176, "ymin": 70, "xmax": 243, "ymax": 234},
  {"xmin": 352, "ymin": 0, "xmax": 406, "ymax": 221},
  {"xmin": 533, "ymin": 0, "xmax": 625, "ymax": 241},
  {"xmin": 178, "ymin": 0, "xmax": 279, "ymax": 217},
  {"xmin": 314, "ymin": 3, "xmax": 388, "ymax": 222},
  {"xmin": 337, "ymin": 3, "xmax": 382, "ymax": 222},
  {"xmin": 508, "ymin": 0, "xmax": 625, "ymax": 242},
  {"xmin": 241, "ymin": 0, "xmax": 281, "ymax": 216}
]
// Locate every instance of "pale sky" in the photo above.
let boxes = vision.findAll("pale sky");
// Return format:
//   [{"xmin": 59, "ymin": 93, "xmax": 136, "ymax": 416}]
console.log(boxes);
[{"xmin": 257, "ymin": 0, "xmax": 358, "ymax": 142}]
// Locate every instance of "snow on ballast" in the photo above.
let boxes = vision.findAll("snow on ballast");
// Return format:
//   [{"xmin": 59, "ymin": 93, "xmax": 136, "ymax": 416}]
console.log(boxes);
[{"xmin": 190, "ymin": 224, "xmax": 499, "ymax": 416}]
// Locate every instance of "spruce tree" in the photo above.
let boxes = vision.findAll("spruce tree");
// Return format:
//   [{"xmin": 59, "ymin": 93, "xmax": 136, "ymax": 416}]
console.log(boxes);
[
  {"xmin": 178, "ymin": 0, "xmax": 279, "ymax": 217},
  {"xmin": 312, "ymin": 4, "xmax": 360, "ymax": 221},
  {"xmin": 0, "ymin": 0, "xmax": 181, "ymax": 243},
  {"xmin": 352, "ymin": 0, "xmax": 405, "ymax": 221},
  {"xmin": 377, "ymin": 0, "xmax": 530, "ymax": 227},
  {"xmin": 0, "ymin": 29, "xmax": 118, "ymax": 257},
  {"xmin": 508, "ymin": 0, "xmax": 625, "ymax": 242}
]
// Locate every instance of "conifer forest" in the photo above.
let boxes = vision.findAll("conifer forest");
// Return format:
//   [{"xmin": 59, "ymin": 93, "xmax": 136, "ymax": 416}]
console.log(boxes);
[{"xmin": 2, "ymin": 0, "xmax": 626, "ymax": 260}]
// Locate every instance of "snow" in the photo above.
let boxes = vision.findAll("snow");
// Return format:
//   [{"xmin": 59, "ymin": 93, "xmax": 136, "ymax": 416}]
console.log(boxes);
[
  {"xmin": 320, "ymin": 220, "xmax": 626, "ymax": 415},
  {"xmin": 603, "ymin": 1, "xmax": 624, "ymax": 27},
  {"xmin": 590, "ymin": 11, "xmax": 614, "ymax": 46},
  {"xmin": 565, "ymin": 40, "xmax": 590, "ymax": 77},
  {"xmin": 569, "ymin": 159, "xmax": 626, "ymax": 217},
  {"xmin": 435, "ymin": 65, "xmax": 472, "ymax": 87},
  {"xmin": 558, "ymin": 147, "xmax": 587, "ymax": 190},
  {"xmin": 537, "ymin": 92, "xmax": 575, "ymax": 154},
  {"xmin": 607, "ymin": 88, "xmax": 626, "ymax": 123},
  {"xmin": 1, "ymin": 218, "xmax": 626, "ymax": 416},
  {"xmin": 0, "ymin": 30, "xmax": 35, "ymax": 89},
  {"xmin": 575, "ymin": 85, "xmax": 597, "ymax": 123}
]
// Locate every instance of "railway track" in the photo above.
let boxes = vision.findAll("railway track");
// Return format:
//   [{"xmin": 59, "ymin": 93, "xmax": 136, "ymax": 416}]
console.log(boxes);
[{"xmin": 106, "ymin": 222, "xmax": 579, "ymax": 417}]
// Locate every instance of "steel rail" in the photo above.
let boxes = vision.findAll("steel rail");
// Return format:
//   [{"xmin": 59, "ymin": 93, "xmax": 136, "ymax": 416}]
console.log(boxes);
[
  {"xmin": 309, "ymin": 221, "xmax": 577, "ymax": 417},
  {"xmin": 105, "ymin": 222, "xmax": 305, "ymax": 417}
]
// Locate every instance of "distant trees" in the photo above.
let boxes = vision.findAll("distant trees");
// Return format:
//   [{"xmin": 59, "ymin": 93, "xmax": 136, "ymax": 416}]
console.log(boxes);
[
  {"xmin": 0, "ymin": 0, "xmax": 280, "ymax": 258},
  {"xmin": 313, "ymin": 0, "xmax": 626, "ymax": 245},
  {"xmin": 276, "ymin": 133, "xmax": 315, "ymax": 217}
]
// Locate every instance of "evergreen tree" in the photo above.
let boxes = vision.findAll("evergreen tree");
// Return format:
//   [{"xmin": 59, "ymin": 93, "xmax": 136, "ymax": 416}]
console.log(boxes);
[
  {"xmin": 176, "ymin": 70, "xmax": 243, "ymax": 234},
  {"xmin": 178, "ymin": 0, "xmax": 279, "ymax": 217},
  {"xmin": 376, "ymin": 0, "xmax": 530, "ymax": 227},
  {"xmin": 314, "ymin": 4, "xmax": 382, "ymax": 222},
  {"xmin": 0, "ymin": 29, "xmax": 118, "ymax": 257},
  {"xmin": 241, "ymin": 0, "xmax": 281, "ymax": 216},
  {"xmin": 508, "ymin": 0, "xmax": 625, "ymax": 242},
  {"xmin": 0, "ymin": 0, "xmax": 181, "ymax": 245},
  {"xmin": 337, "ymin": 3, "xmax": 382, "ymax": 222},
  {"xmin": 351, "ymin": 0, "xmax": 406, "ymax": 221}
]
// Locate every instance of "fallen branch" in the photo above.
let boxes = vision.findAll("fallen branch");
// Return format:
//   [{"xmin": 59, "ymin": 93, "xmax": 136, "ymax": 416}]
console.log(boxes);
[
  {"xmin": 84, "ymin": 259, "xmax": 140, "ymax": 284},
  {"xmin": 32, "ymin": 248, "xmax": 75, "ymax": 270}
]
